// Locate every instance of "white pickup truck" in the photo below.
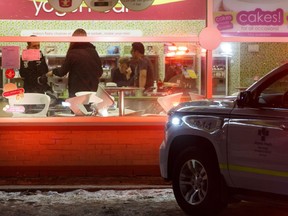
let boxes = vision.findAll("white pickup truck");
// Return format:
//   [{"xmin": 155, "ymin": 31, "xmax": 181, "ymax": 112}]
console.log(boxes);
[{"xmin": 160, "ymin": 63, "xmax": 288, "ymax": 215}]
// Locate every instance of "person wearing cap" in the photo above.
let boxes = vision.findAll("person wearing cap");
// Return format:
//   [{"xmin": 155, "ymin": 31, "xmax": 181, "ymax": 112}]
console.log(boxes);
[{"xmin": 47, "ymin": 28, "xmax": 103, "ymax": 98}]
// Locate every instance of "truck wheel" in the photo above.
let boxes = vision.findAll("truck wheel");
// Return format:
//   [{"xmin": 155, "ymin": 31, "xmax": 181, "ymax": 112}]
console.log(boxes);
[{"xmin": 172, "ymin": 149, "xmax": 225, "ymax": 216}]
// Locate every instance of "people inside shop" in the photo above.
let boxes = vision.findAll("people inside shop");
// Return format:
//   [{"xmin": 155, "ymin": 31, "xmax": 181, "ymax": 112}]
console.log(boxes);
[
  {"xmin": 111, "ymin": 57, "xmax": 134, "ymax": 87},
  {"xmin": 46, "ymin": 28, "xmax": 103, "ymax": 98},
  {"xmin": 130, "ymin": 42, "xmax": 154, "ymax": 91},
  {"xmin": 164, "ymin": 63, "xmax": 182, "ymax": 82},
  {"xmin": 165, "ymin": 64, "xmax": 198, "ymax": 92},
  {"xmin": 19, "ymin": 36, "xmax": 51, "ymax": 93}
]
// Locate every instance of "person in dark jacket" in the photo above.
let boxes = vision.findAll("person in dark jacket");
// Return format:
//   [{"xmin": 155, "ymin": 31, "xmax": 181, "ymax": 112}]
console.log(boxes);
[
  {"xmin": 47, "ymin": 28, "xmax": 103, "ymax": 97},
  {"xmin": 19, "ymin": 38, "xmax": 51, "ymax": 93}
]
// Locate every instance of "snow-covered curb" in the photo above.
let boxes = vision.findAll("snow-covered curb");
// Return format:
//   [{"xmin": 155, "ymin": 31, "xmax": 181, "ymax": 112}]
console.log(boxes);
[{"xmin": 0, "ymin": 189, "xmax": 175, "ymax": 204}]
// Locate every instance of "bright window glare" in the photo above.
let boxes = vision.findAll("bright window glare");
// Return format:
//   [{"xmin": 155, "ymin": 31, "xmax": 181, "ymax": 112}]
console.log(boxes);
[
  {"xmin": 171, "ymin": 117, "xmax": 181, "ymax": 125},
  {"xmin": 62, "ymin": 102, "xmax": 71, "ymax": 107},
  {"xmin": 98, "ymin": 108, "xmax": 109, "ymax": 117}
]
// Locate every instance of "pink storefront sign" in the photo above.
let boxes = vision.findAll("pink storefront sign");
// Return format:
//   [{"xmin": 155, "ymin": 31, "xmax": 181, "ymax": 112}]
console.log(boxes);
[{"xmin": 213, "ymin": 0, "xmax": 288, "ymax": 37}]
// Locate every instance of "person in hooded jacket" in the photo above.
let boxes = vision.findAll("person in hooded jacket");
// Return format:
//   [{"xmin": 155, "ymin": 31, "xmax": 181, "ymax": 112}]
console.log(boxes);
[{"xmin": 47, "ymin": 28, "xmax": 103, "ymax": 97}]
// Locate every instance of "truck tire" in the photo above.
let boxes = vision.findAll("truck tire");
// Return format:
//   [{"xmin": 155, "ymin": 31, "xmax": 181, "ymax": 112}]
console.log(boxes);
[{"xmin": 172, "ymin": 148, "xmax": 225, "ymax": 216}]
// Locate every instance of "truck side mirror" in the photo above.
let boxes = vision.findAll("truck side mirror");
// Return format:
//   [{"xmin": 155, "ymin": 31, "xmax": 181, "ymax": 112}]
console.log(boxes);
[{"xmin": 236, "ymin": 91, "xmax": 253, "ymax": 107}]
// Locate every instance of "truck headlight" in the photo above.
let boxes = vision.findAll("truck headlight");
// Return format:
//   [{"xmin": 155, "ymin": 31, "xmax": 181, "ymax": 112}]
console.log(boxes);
[{"xmin": 171, "ymin": 117, "xmax": 181, "ymax": 126}]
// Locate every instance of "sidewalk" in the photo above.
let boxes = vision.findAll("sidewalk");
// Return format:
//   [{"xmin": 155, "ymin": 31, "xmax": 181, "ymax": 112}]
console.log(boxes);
[{"xmin": 0, "ymin": 176, "xmax": 171, "ymax": 191}]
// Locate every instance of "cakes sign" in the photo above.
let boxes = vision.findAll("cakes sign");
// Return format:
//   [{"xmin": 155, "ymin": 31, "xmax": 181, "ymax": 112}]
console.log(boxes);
[{"xmin": 214, "ymin": 0, "xmax": 288, "ymax": 37}]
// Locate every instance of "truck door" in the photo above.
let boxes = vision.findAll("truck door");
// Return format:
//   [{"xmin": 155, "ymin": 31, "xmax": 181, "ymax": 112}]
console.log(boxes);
[{"xmin": 228, "ymin": 74, "xmax": 288, "ymax": 195}]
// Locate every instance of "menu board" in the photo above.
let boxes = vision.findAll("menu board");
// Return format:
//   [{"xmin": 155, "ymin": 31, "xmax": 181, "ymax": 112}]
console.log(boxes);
[
  {"xmin": 84, "ymin": 0, "xmax": 118, "ymax": 12},
  {"xmin": 120, "ymin": 0, "xmax": 154, "ymax": 11},
  {"xmin": 1, "ymin": 46, "xmax": 20, "ymax": 69},
  {"xmin": 48, "ymin": 0, "xmax": 83, "ymax": 13}
]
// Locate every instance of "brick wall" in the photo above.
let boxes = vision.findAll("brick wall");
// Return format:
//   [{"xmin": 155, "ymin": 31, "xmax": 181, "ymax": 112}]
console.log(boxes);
[{"xmin": 0, "ymin": 117, "xmax": 166, "ymax": 177}]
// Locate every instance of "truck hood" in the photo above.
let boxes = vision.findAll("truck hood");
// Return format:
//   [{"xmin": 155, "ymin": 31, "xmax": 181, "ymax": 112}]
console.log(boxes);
[{"xmin": 170, "ymin": 97, "xmax": 236, "ymax": 115}]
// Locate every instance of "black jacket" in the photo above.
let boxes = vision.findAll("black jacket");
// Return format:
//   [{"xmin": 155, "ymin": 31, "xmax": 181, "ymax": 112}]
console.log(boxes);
[
  {"xmin": 19, "ymin": 52, "xmax": 51, "ymax": 93},
  {"xmin": 53, "ymin": 42, "xmax": 103, "ymax": 97},
  {"xmin": 111, "ymin": 67, "xmax": 134, "ymax": 87}
]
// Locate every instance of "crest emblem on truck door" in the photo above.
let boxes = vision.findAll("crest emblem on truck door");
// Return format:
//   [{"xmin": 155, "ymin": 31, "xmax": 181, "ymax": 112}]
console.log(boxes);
[{"xmin": 258, "ymin": 128, "xmax": 269, "ymax": 142}]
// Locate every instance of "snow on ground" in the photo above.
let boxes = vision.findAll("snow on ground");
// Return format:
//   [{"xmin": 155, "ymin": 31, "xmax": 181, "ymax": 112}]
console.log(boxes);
[
  {"xmin": 0, "ymin": 188, "xmax": 174, "ymax": 204},
  {"xmin": 0, "ymin": 188, "xmax": 184, "ymax": 216},
  {"xmin": 0, "ymin": 188, "xmax": 288, "ymax": 216}
]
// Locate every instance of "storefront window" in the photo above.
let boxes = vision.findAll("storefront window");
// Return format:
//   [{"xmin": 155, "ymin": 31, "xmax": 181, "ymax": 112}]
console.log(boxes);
[
  {"xmin": 0, "ymin": 0, "xmax": 208, "ymax": 118},
  {"xmin": 0, "ymin": 41, "xmax": 206, "ymax": 117},
  {"xmin": 211, "ymin": 42, "xmax": 288, "ymax": 97}
]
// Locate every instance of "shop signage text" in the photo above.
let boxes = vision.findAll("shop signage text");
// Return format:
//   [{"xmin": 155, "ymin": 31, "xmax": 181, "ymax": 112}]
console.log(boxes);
[
  {"xmin": 236, "ymin": 9, "xmax": 283, "ymax": 26},
  {"xmin": 34, "ymin": 0, "xmax": 129, "ymax": 17}
]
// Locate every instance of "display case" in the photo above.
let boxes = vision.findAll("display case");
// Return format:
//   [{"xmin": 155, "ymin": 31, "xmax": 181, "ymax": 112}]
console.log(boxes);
[{"xmin": 212, "ymin": 55, "xmax": 230, "ymax": 96}]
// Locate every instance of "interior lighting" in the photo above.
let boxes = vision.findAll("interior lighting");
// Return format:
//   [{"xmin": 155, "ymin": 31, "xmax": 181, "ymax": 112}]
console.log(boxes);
[
  {"xmin": 168, "ymin": 46, "xmax": 177, "ymax": 51},
  {"xmin": 176, "ymin": 51, "xmax": 186, "ymax": 56},
  {"xmin": 220, "ymin": 43, "xmax": 232, "ymax": 55},
  {"xmin": 165, "ymin": 44, "xmax": 189, "ymax": 56},
  {"xmin": 166, "ymin": 52, "xmax": 176, "ymax": 57},
  {"xmin": 178, "ymin": 46, "xmax": 188, "ymax": 51}
]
